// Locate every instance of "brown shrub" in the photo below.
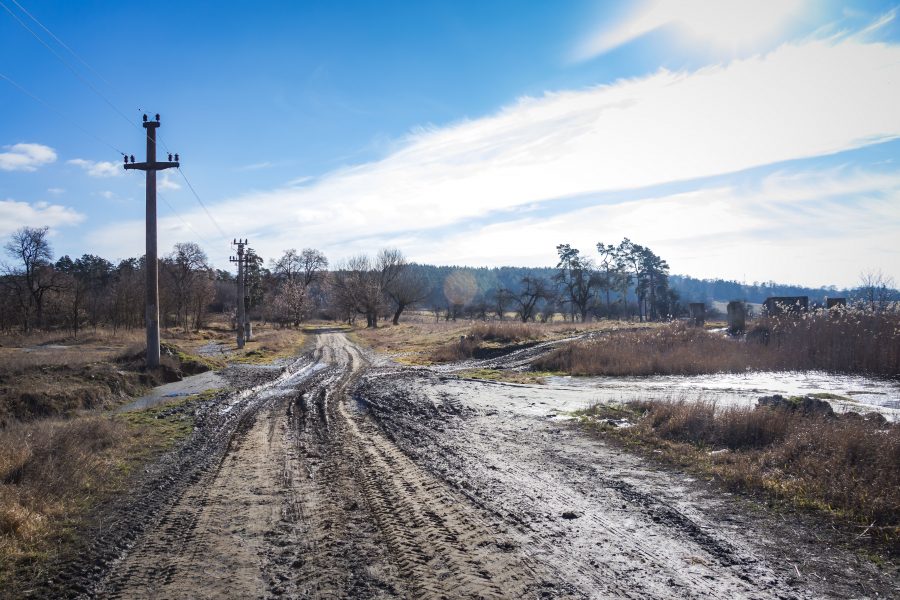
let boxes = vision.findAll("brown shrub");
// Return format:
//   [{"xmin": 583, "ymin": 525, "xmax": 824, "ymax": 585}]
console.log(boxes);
[
  {"xmin": 431, "ymin": 336, "xmax": 479, "ymax": 362},
  {"xmin": 468, "ymin": 322, "xmax": 543, "ymax": 343},
  {"xmin": 535, "ymin": 325, "xmax": 758, "ymax": 375},
  {"xmin": 537, "ymin": 309, "xmax": 900, "ymax": 376},
  {"xmin": 752, "ymin": 309, "xmax": 900, "ymax": 375},
  {"xmin": 621, "ymin": 401, "xmax": 900, "ymax": 538}
]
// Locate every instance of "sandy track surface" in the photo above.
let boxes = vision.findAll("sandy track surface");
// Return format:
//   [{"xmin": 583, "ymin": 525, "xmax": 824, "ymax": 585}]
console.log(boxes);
[
  {"xmin": 92, "ymin": 333, "xmax": 557, "ymax": 599},
  {"xmin": 31, "ymin": 332, "xmax": 897, "ymax": 599}
]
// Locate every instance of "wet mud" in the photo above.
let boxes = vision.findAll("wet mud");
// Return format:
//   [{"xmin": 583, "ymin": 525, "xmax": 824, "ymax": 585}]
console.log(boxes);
[{"xmin": 24, "ymin": 332, "xmax": 899, "ymax": 599}]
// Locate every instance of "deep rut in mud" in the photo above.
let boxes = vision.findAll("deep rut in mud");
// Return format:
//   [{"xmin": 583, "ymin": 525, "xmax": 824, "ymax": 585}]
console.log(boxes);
[
  {"xmin": 92, "ymin": 334, "xmax": 557, "ymax": 599},
  {"xmin": 34, "ymin": 332, "xmax": 897, "ymax": 599}
]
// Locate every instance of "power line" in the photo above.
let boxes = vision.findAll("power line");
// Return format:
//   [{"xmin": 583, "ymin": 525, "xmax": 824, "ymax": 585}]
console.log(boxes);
[
  {"xmin": 158, "ymin": 190, "xmax": 215, "ymax": 248},
  {"xmin": 0, "ymin": 70, "xmax": 127, "ymax": 156},
  {"xmin": 0, "ymin": 0, "xmax": 137, "ymax": 131},
  {"xmin": 8, "ymin": 0, "xmax": 116, "ymax": 90},
  {"xmin": 2, "ymin": 0, "xmax": 159, "ymax": 149},
  {"xmin": 3, "ymin": 1, "xmax": 231, "ymax": 246},
  {"xmin": 176, "ymin": 167, "xmax": 230, "ymax": 242}
]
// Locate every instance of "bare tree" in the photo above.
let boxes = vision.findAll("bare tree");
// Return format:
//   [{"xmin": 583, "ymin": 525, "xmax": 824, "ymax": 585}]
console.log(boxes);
[
  {"xmin": 272, "ymin": 279, "xmax": 310, "ymax": 326},
  {"xmin": 857, "ymin": 270, "xmax": 896, "ymax": 311},
  {"xmin": 555, "ymin": 244, "xmax": 599, "ymax": 322},
  {"xmin": 386, "ymin": 267, "xmax": 430, "ymax": 324},
  {"xmin": 273, "ymin": 248, "xmax": 328, "ymax": 285},
  {"xmin": 162, "ymin": 242, "xmax": 211, "ymax": 330},
  {"xmin": 488, "ymin": 287, "xmax": 513, "ymax": 321},
  {"xmin": 330, "ymin": 249, "xmax": 410, "ymax": 328},
  {"xmin": 512, "ymin": 276, "xmax": 550, "ymax": 323},
  {"xmin": 2, "ymin": 226, "xmax": 59, "ymax": 331},
  {"xmin": 270, "ymin": 248, "xmax": 328, "ymax": 324}
]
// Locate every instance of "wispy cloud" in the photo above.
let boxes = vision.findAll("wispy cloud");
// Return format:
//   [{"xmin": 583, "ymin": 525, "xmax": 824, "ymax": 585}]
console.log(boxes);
[
  {"xmin": 404, "ymin": 165, "xmax": 900, "ymax": 287},
  {"xmin": 573, "ymin": 0, "xmax": 807, "ymax": 61},
  {"xmin": 68, "ymin": 158, "xmax": 121, "ymax": 178},
  {"xmin": 0, "ymin": 198, "xmax": 84, "ymax": 237},
  {"xmin": 159, "ymin": 172, "xmax": 181, "ymax": 191},
  {"xmin": 0, "ymin": 143, "xmax": 57, "ymax": 172},
  {"xmin": 91, "ymin": 34, "xmax": 900, "ymax": 286}
]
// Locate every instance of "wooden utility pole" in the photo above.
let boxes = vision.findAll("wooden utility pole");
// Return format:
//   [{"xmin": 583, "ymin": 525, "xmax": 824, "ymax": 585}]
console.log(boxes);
[
  {"xmin": 229, "ymin": 239, "xmax": 248, "ymax": 349},
  {"xmin": 124, "ymin": 114, "xmax": 179, "ymax": 368}
]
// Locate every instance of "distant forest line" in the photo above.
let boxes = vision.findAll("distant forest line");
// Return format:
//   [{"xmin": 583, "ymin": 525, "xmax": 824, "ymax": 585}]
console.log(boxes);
[{"xmin": 2, "ymin": 225, "xmax": 898, "ymax": 333}]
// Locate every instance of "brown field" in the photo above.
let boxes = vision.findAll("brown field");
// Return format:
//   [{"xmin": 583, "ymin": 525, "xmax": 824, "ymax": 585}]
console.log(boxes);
[
  {"xmin": 536, "ymin": 309, "xmax": 900, "ymax": 376},
  {"xmin": 0, "ymin": 389, "xmax": 209, "ymax": 587},
  {"xmin": 0, "ymin": 319, "xmax": 308, "ymax": 425},
  {"xmin": 0, "ymin": 315, "xmax": 310, "ymax": 588},
  {"xmin": 351, "ymin": 317, "xmax": 657, "ymax": 365},
  {"xmin": 579, "ymin": 400, "xmax": 900, "ymax": 551}
]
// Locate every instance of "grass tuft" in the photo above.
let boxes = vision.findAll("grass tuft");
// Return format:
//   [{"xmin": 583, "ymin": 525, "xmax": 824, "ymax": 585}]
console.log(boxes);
[{"xmin": 579, "ymin": 400, "xmax": 900, "ymax": 551}]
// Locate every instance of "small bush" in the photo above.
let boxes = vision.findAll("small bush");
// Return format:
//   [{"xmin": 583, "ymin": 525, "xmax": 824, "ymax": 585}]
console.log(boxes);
[
  {"xmin": 468, "ymin": 322, "xmax": 543, "ymax": 344},
  {"xmin": 614, "ymin": 400, "xmax": 900, "ymax": 545}
]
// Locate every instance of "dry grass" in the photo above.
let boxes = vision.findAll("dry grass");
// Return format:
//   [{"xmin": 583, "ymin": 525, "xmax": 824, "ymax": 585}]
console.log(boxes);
[
  {"xmin": 537, "ymin": 310, "xmax": 900, "ymax": 376},
  {"xmin": 0, "ymin": 363, "xmax": 152, "ymax": 426},
  {"xmin": 468, "ymin": 322, "xmax": 545, "ymax": 343},
  {"xmin": 430, "ymin": 322, "xmax": 547, "ymax": 362},
  {"xmin": 428, "ymin": 320, "xmax": 656, "ymax": 364},
  {"xmin": 352, "ymin": 321, "xmax": 473, "ymax": 364},
  {"xmin": 0, "ymin": 416, "xmax": 129, "ymax": 585},
  {"xmin": 581, "ymin": 401, "xmax": 900, "ymax": 551},
  {"xmin": 0, "ymin": 319, "xmax": 306, "ymax": 425},
  {"xmin": 227, "ymin": 324, "xmax": 309, "ymax": 364},
  {"xmin": 0, "ymin": 329, "xmax": 145, "ymax": 374},
  {"xmin": 535, "ymin": 325, "xmax": 755, "ymax": 375},
  {"xmin": 0, "ymin": 394, "xmax": 205, "ymax": 587},
  {"xmin": 752, "ymin": 308, "xmax": 900, "ymax": 375},
  {"xmin": 353, "ymin": 319, "xmax": 658, "ymax": 365}
]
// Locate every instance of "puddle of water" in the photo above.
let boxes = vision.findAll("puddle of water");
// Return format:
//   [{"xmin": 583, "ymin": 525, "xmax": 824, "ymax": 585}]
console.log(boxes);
[
  {"xmin": 545, "ymin": 371, "xmax": 900, "ymax": 419},
  {"xmin": 120, "ymin": 370, "xmax": 227, "ymax": 412}
]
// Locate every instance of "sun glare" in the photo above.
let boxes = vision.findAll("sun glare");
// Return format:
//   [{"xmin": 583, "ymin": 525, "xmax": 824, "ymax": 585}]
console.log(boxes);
[
  {"xmin": 578, "ymin": 0, "xmax": 808, "ymax": 59},
  {"xmin": 671, "ymin": 0, "xmax": 807, "ymax": 51}
]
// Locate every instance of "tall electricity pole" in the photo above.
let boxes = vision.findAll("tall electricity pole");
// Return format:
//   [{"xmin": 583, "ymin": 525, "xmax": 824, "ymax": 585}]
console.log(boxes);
[
  {"xmin": 229, "ymin": 239, "xmax": 248, "ymax": 349},
  {"xmin": 124, "ymin": 114, "xmax": 179, "ymax": 368}
]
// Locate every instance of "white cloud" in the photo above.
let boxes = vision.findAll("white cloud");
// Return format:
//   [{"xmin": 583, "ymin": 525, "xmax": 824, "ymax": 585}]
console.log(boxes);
[
  {"xmin": 91, "ymin": 35, "xmax": 900, "ymax": 286},
  {"xmin": 403, "ymin": 167, "xmax": 900, "ymax": 288},
  {"xmin": 159, "ymin": 172, "xmax": 181, "ymax": 191},
  {"xmin": 0, "ymin": 143, "xmax": 57, "ymax": 172},
  {"xmin": 0, "ymin": 199, "xmax": 85, "ymax": 237},
  {"xmin": 47, "ymin": 187, "xmax": 65, "ymax": 195},
  {"xmin": 574, "ymin": 0, "xmax": 808, "ymax": 60},
  {"xmin": 68, "ymin": 158, "xmax": 121, "ymax": 177}
]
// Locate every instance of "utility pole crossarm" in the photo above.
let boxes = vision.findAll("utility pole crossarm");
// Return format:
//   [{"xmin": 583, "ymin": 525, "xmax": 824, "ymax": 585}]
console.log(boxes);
[{"xmin": 124, "ymin": 161, "xmax": 179, "ymax": 171}]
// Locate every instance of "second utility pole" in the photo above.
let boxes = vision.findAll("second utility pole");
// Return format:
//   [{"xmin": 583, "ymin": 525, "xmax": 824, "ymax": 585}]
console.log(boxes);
[
  {"xmin": 124, "ymin": 114, "xmax": 179, "ymax": 369},
  {"xmin": 230, "ymin": 239, "xmax": 248, "ymax": 349}
]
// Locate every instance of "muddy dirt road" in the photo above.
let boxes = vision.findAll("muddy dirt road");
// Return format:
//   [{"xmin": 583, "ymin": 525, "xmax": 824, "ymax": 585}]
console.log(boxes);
[{"xmin": 43, "ymin": 332, "xmax": 897, "ymax": 598}]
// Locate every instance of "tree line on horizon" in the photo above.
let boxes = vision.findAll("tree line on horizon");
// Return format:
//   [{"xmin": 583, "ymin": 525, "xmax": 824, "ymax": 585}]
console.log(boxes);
[{"xmin": 2, "ymin": 225, "xmax": 896, "ymax": 334}]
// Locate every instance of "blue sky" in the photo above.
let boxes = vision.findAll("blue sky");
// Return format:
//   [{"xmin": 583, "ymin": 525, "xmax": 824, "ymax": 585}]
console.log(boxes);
[{"xmin": 1, "ymin": 0, "xmax": 899, "ymax": 287}]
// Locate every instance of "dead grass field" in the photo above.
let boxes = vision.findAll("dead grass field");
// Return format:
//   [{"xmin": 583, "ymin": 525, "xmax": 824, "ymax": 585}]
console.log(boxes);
[
  {"xmin": 0, "ymin": 391, "xmax": 212, "ymax": 587},
  {"xmin": 579, "ymin": 401, "xmax": 900, "ymax": 553},
  {"xmin": 0, "ymin": 320, "xmax": 308, "ymax": 425},
  {"xmin": 536, "ymin": 310, "xmax": 900, "ymax": 377},
  {"xmin": 352, "ymin": 318, "xmax": 657, "ymax": 365}
]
